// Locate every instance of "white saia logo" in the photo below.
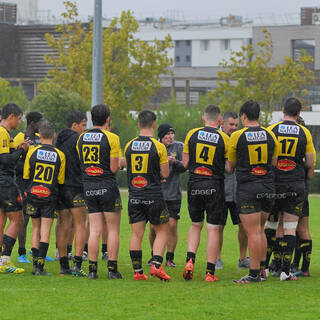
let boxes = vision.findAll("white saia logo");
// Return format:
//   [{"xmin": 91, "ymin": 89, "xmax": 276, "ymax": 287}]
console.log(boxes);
[
  {"xmin": 83, "ymin": 132, "xmax": 103, "ymax": 142},
  {"xmin": 198, "ymin": 131, "xmax": 220, "ymax": 143},
  {"xmin": 278, "ymin": 125, "xmax": 300, "ymax": 135},
  {"xmin": 245, "ymin": 131, "xmax": 267, "ymax": 142},
  {"xmin": 132, "ymin": 141, "xmax": 152, "ymax": 151},
  {"xmin": 36, "ymin": 150, "xmax": 57, "ymax": 162}
]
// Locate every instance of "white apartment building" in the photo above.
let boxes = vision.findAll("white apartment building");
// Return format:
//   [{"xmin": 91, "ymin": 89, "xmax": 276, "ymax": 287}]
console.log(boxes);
[{"xmin": 136, "ymin": 18, "xmax": 252, "ymax": 68}]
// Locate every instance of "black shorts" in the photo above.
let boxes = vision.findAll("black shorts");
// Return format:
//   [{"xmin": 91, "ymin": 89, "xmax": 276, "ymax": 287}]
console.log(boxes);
[
  {"xmin": 60, "ymin": 186, "xmax": 86, "ymax": 210},
  {"xmin": 25, "ymin": 201, "xmax": 58, "ymax": 219},
  {"xmin": 165, "ymin": 200, "xmax": 181, "ymax": 220},
  {"xmin": 300, "ymin": 198, "xmax": 309, "ymax": 218},
  {"xmin": 220, "ymin": 201, "xmax": 240, "ymax": 225},
  {"xmin": 273, "ymin": 181, "xmax": 305, "ymax": 217},
  {"xmin": 0, "ymin": 184, "xmax": 22, "ymax": 213},
  {"xmin": 84, "ymin": 182, "xmax": 122, "ymax": 214},
  {"xmin": 187, "ymin": 179, "xmax": 224, "ymax": 225},
  {"xmin": 237, "ymin": 181, "xmax": 275, "ymax": 215},
  {"xmin": 128, "ymin": 197, "xmax": 169, "ymax": 225}
]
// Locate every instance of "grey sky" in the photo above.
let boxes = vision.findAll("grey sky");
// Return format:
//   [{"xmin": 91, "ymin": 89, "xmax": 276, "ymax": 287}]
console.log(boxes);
[{"xmin": 38, "ymin": 0, "xmax": 320, "ymax": 20}]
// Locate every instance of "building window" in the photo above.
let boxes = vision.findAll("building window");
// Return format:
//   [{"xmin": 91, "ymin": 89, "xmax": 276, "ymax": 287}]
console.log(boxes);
[
  {"xmin": 186, "ymin": 55, "xmax": 191, "ymax": 62},
  {"xmin": 175, "ymin": 56, "xmax": 180, "ymax": 63},
  {"xmin": 201, "ymin": 40, "xmax": 210, "ymax": 51},
  {"xmin": 292, "ymin": 39, "xmax": 315, "ymax": 69},
  {"xmin": 223, "ymin": 39, "xmax": 230, "ymax": 50},
  {"xmin": 186, "ymin": 40, "xmax": 191, "ymax": 46},
  {"xmin": 175, "ymin": 40, "xmax": 180, "ymax": 48}
]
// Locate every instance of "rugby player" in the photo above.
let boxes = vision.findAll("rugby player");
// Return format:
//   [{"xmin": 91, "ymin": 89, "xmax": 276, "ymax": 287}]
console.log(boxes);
[
  {"xmin": 291, "ymin": 116, "xmax": 313, "ymax": 277},
  {"xmin": 148, "ymin": 123, "xmax": 185, "ymax": 267},
  {"xmin": 0, "ymin": 104, "xmax": 29, "ymax": 274},
  {"xmin": 23, "ymin": 122, "xmax": 66, "ymax": 276},
  {"xmin": 77, "ymin": 104, "xmax": 122, "ymax": 280},
  {"xmin": 182, "ymin": 105, "xmax": 229, "ymax": 282},
  {"xmin": 55, "ymin": 110, "xmax": 87, "ymax": 276},
  {"xmin": 14, "ymin": 111, "xmax": 43, "ymax": 263},
  {"xmin": 268, "ymin": 99, "xmax": 315, "ymax": 281},
  {"xmin": 217, "ymin": 111, "xmax": 249, "ymax": 270},
  {"xmin": 228, "ymin": 100, "xmax": 278, "ymax": 283},
  {"xmin": 124, "ymin": 110, "xmax": 170, "ymax": 281}
]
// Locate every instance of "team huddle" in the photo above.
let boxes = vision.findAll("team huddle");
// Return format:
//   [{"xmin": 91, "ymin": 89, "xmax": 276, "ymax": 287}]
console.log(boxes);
[{"xmin": 0, "ymin": 98, "xmax": 315, "ymax": 283}]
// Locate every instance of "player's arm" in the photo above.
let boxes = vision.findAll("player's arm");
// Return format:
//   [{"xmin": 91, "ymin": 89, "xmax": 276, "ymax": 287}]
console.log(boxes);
[
  {"xmin": 182, "ymin": 130, "xmax": 193, "ymax": 169},
  {"xmin": 57, "ymin": 150, "xmax": 66, "ymax": 185},
  {"xmin": 157, "ymin": 141, "xmax": 169, "ymax": 179},
  {"xmin": 226, "ymin": 131, "xmax": 238, "ymax": 173},
  {"xmin": 303, "ymin": 128, "xmax": 316, "ymax": 179},
  {"xmin": 0, "ymin": 137, "xmax": 29, "ymax": 165},
  {"xmin": 109, "ymin": 134, "xmax": 121, "ymax": 174}
]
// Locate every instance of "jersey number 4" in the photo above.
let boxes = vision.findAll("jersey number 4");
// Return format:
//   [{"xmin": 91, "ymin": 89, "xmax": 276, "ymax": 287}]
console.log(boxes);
[{"xmin": 196, "ymin": 143, "xmax": 216, "ymax": 165}]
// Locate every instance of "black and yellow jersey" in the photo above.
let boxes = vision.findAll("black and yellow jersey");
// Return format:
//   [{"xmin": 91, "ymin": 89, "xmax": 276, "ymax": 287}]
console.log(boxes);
[
  {"xmin": 14, "ymin": 132, "xmax": 41, "ymax": 183},
  {"xmin": 76, "ymin": 128, "xmax": 121, "ymax": 183},
  {"xmin": 0, "ymin": 126, "xmax": 24, "ymax": 182},
  {"xmin": 228, "ymin": 126, "xmax": 278, "ymax": 184},
  {"xmin": 268, "ymin": 120, "xmax": 315, "ymax": 182},
  {"xmin": 23, "ymin": 144, "xmax": 65, "ymax": 203},
  {"xmin": 183, "ymin": 126, "xmax": 229, "ymax": 182},
  {"xmin": 124, "ymin": 136, "xmax": 168, "ymax": 199}
]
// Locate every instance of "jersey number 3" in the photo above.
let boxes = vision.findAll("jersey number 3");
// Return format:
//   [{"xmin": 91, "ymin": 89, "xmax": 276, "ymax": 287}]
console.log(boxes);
[{"xmin": 131, "ymin": 154, "xmax": 149, "ymax": 173}]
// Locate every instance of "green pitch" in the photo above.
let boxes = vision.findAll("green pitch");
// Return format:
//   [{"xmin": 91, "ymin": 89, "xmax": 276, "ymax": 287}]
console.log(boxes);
[{"xmin": 1, "ymin": 194, "xmax": 319, "ymax": 320}]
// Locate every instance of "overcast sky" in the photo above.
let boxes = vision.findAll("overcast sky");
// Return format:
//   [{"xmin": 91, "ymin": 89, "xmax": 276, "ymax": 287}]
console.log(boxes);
[{"xmin": 38, "ymin": 0, "xmax": 320, "ymax": 20}]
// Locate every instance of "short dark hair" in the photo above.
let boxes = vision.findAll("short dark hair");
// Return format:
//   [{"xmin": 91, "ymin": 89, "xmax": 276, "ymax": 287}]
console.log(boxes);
[
  {"xmin": 67, "ymin": 110, "xmax": 87, "ymax": 128},
  {"xmin": 91, "ymin": 104, "xmax": 110, "ymax": 126},
  {"xmin": 138, "ymin": 110, "xmax": 156, "ymax": 128},
  {"xmin": 284, "ymin": 97, "xmax": 302, "ymax": 117},
  {"xmin": 26, "ymin": 111, "xmax": 43, "ymax": 126},
  {"xmin": 1, "ymin": 103, "xmax": 23, "ymax": 119},
  {"xmin": 239, "ymin": 100, "xmax": 260, "ymax": 121},
  {"xmin": 39, "ymin": 121, "xmax": 55, "ymax": 139},
  {"xmin": 204, "ymin": 104, "xmax": 220, "ymax": 122},
  {"xmin": 223, "ymin": 111, "xmax": 238, "ymax": 121}
]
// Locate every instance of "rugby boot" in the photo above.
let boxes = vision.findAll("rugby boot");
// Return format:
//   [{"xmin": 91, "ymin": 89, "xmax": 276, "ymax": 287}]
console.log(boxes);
[
  {"xmin": 280, "ymin": 272, "xmax": 298, "ymax": 281},
  {"xmin": 232, "ymin": 274, "xmax": 261, "ymax": 284},
  {"xmin": 205, "ymin": 273, "xmax": 219, "ymax": 282},
  {"xmin": 293, "ymin": 270, "xmax": 310, "ymax": 277},
  {"xmin": 166, "ymin": 260, "xmax": 176, "ymax": 268},
  {"xmin": 59, "ymin": 267, "xmax": 74, "ymax": 276},
  {"xmin": 87, "ymin": 271, "xmax": 98, "ymax": 279},
  {"xmin": 102, "ymin": 252, "xmax": 109, "ymax": 261},
  {"xmin": 73, "ymin": 265, "xmax": 87, "ymax": 277},
  {"xmin": 0, "ymin": 262, "xmax": 24, "ymax": 274},
  {"xmin": 108, "ymin": 271, "xmax": 123, "ymax": 279},
  {"xmin": 35, "ymin": 269, "xmax": 52, "ymax": 276},
  {"xmin": 134, "ymin": 272, "xmax": 148, "ymax": 281},
  {"xmin": 17, "ymin": 254, "xmax": 30, "ymax": 263},
  {"xmin": 150, "ymin": 265, "xmax": 171, "ymax": 281},
  {"xmin": 183, "ymin": 259, "xmax": 194, "ymax": 280}
]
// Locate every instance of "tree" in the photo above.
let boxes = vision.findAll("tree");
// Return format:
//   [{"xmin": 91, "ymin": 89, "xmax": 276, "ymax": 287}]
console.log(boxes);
[
  {"xmin": 31, "ymin": 83, "xmax": 89, "ymax": 132},
  {"xmin": 210, "ymin": 28, "xmax": 315, "ymax": 125},
  {"xmin": 43, "ymin": 1, "xmax": 173, "ymax": 119},
  {"xmin": 0, "ymin": 77, "xmax": 29, "ymax": 111}
]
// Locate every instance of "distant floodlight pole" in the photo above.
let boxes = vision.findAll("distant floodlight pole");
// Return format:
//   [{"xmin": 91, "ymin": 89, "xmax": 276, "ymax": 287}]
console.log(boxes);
[{"xmin": 91, "ymin": 0, "xmax": 103, "ymax": 108}]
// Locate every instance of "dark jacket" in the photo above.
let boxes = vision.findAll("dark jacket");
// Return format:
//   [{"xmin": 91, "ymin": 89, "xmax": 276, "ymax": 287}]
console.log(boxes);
[
  {"xmin": 161, "ymin": 141, "xmax": 186, "ymax": 201},
  {"xmin": 55, "ymin": 129, "xmax": 82, "ymax": 189}
]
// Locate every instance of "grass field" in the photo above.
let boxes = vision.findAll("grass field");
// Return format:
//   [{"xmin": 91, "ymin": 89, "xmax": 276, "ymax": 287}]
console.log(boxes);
[{"xmin": 1, "ymin": 194, "xmax": 319, "ymax": 320}]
